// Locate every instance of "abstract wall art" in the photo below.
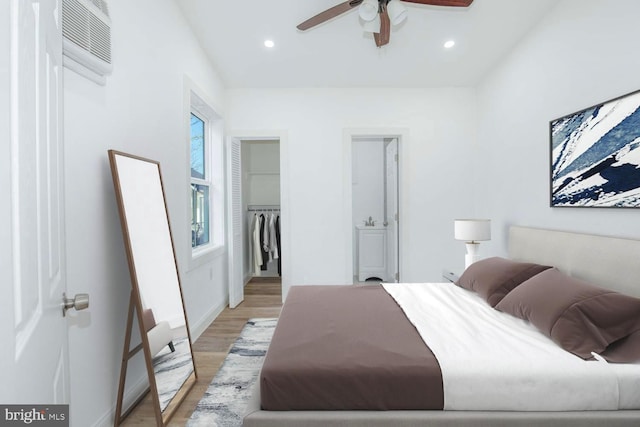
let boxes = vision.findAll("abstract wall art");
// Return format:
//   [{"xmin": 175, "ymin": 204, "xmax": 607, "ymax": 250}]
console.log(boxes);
[{"xmin": 550, "ymin": 89, "xmax": 640, "ymax": 207}]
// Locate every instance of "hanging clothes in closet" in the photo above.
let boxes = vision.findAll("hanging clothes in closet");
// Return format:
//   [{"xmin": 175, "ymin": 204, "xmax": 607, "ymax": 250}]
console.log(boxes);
[
  {"xmin": 275, "ymin": 215, "xmax": 281, "ymax": 276},
  {"xmin": 250, "ymin": 208, "xmax": 281, "ymax": 276},
  {"xmin": 259, "ymin": 213, "xmax": 269, "ymax": 271},
  {"xmin": 268, "ymin": 213, "xmax": 278, "ymax": 261},
  {"xmin": 250, "ymin": 213, "xmax": 263, "ymax": 275}
]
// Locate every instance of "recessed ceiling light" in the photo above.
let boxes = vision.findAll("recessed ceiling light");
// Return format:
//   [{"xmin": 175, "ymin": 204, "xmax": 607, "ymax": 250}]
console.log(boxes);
[
  {"xmin": 264, "ymin": 40, "xmax": 275, "ymax": 48},
  {"xmin": 444, "ymin": 40, "xmax": 455, "ymax": 49}
]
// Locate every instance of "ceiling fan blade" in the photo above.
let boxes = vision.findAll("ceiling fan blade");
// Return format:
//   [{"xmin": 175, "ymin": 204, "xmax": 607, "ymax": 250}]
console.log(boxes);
[
  {"xmin": 297, "ymin": 0, "xmax": 364, "ymax": 31},
  {"xmin": 402, "ymin": 0, "xmax": 474, "ymax": 7},
  {"xmin": 373, "ymin": 8, "xmax": 391, "ymax": 47}
]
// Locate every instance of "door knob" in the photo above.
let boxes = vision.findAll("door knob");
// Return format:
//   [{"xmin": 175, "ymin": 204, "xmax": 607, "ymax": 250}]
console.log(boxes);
[{"xmin": 63, "ymin": 292, "xmax": 90, "ymax": 316}]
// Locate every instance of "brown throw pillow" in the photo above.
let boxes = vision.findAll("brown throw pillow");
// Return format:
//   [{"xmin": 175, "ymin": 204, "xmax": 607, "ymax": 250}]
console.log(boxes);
[
  {"xmin": 496, "ymin": 268, "xmax": 640, "ymax": 360},
  {"xmin": 600, "ymin": 330, "xmax": 640, "ymax": 363},
  {"xmin": 455, "ymin": 257, "xmax": 551, "ymax": 307}
]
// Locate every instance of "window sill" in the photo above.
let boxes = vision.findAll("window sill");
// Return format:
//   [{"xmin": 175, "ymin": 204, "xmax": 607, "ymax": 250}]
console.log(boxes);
[{"xmin": 188, "ymin": 243, "xmax": 225, "ymax": 271}]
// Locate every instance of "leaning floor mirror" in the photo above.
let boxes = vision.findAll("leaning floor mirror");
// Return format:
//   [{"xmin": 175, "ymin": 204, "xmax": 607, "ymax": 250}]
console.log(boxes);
[{"xmin": 109, "ymin": 150, "xmax": 197, "ymax": 426}]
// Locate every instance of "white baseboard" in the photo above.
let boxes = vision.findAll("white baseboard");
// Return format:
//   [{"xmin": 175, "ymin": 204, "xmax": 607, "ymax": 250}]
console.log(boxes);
[
  {"xmin": 191, "ymin": 299, "xmax": 227, "ymax": 341},
  {"xmin": 91, "ymin": 375, "xmax": 149, "ymax": 427}
]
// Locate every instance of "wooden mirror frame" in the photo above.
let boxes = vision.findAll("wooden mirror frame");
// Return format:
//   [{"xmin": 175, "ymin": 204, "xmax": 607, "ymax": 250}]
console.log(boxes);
[{"xmin": 109, "ymin": 150, "xmax": 197, "ymax": 426}]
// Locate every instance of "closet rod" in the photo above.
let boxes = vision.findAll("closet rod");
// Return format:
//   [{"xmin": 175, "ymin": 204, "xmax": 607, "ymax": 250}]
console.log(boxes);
[{"xmin": 247, "ymin": 204, "xmax": 280, "ymax": 212}]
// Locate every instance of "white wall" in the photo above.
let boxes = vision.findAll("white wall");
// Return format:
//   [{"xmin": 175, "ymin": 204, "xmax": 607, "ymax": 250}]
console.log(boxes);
[
  {"xmin": 244, "ymin": 141, "xmax": 281, "ymax": 206},
  {"xmin": 63, "ymin": 0, "xmax": 226, "ymax": 425},
  {"xmin": 476, "ymin": 0, "xmax": 640, "ymax": 258},
  {"xmin": 228, "ymin": 88, "xmax": 477, "ymax": 286}
]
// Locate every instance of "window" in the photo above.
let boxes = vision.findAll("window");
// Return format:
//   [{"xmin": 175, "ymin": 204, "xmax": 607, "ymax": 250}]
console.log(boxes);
[
  {"xmin": 190, "ymin": 113, "xmax": 210, "ymax": 248},
  {"xmin": 186, "ymin": 82, "xmax": 224, "ymax": 267}
]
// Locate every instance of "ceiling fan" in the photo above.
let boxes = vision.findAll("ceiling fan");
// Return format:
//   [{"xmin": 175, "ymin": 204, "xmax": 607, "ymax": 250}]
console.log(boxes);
[{"xmin": 297, "ymin": 0, "xmax": 474, "ymax": 47}]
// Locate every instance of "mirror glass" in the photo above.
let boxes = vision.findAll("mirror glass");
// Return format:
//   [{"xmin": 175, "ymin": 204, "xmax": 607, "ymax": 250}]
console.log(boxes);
[{"xmin": 109, "ymin": 150, "xmax": 196, "ymax": 424}]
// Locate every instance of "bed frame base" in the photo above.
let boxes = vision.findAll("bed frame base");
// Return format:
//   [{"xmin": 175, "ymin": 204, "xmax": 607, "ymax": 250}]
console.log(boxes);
[{"xmin": 244, "ymin": 383, "xmax": 640, "ymax": 427}]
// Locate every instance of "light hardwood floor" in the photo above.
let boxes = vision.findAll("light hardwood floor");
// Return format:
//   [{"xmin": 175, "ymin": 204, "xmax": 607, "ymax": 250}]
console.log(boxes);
[{"xmin": 119, "ymin": 278, "xmax": 282, "ymax": 426}]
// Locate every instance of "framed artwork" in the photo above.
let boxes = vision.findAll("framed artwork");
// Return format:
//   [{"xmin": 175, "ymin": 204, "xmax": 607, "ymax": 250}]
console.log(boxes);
[{"xmin": 550, "ymin": 89, "xmax": 640, "ymax": 207}]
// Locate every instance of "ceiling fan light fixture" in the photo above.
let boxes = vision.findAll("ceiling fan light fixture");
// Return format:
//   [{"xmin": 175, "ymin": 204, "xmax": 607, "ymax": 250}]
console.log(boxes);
[
  {"xmin": 296, "ymin": 0, "xmax": 474, "ymax": 48},
  {"xmin": 386, "ymin": 0, "xmax": 407, "ymax": 25},
  {"xmin": 362, "ymin": 13, "xmax": 381, "ymax": 33},
  {"xmin": 359, "ymin": 0, "xmax": 379, "ymax": 21}
]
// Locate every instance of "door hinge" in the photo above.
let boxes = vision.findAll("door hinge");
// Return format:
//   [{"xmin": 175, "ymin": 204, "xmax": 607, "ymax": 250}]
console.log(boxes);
[
  {"xmin": 394, "ymin": 153, "xmax": 398, "ymax": 162},
  {"xmin": 395, "ymin": 272, "xmax": 399, "ymax": 281},
  {"xmin": 394, "ymin": 213, "xmax": 398, "ymax": 221}
]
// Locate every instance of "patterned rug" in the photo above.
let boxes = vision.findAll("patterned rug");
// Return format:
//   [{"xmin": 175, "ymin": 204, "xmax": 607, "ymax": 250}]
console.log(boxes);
[
  {"xmin": 187, "ymin": 318, "xmax": 277, "ymax": 427},
  {"xmin": 153, "ymin": 337, "xmax": 194, "ymax": 412}
]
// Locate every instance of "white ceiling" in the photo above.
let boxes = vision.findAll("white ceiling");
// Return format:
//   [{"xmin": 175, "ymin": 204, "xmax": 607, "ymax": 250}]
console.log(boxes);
[{"xmin": 175, "ymin": 0, "xmax": 557, "ymax": 89}]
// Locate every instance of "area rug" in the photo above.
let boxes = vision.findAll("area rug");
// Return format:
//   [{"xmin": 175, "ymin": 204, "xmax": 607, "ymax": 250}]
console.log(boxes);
[
  {"xmin": 153, "ymin": 337, "xmax": 194, "ymax": 412},
  {"xmin": 187, "ymin": 318, "xmax": 277, "ymax": 427}
]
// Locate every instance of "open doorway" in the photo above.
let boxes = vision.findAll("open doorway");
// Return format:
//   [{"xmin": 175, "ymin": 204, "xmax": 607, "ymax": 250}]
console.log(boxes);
[
  {"xmin": 228, "ymin": 138, "xmax": 282, "ymax": 308},
  {"xmin": 351, "ymin": 137, "xmax": 399, "ymax": 284},
  {"xmin": 242, "ymin": 140, "xmax": 281, "ymax": 279}
]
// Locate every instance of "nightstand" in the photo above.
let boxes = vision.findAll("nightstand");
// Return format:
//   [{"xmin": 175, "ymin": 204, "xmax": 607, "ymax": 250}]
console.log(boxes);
[{"xmin": 442, "ymin": 269, "xmax": 460, "ymax": 283}]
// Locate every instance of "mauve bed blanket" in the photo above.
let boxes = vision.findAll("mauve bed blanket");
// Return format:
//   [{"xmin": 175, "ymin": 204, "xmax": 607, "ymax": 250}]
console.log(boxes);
[{"xmin": 260, "ymin": 285, "xmax": 443, "ymax": 411}]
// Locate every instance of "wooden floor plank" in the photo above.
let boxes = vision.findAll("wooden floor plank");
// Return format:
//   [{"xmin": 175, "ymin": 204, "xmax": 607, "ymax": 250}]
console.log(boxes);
[{"xmin": 119, "ymin": 279, "xmax": 282, "ymax": 426}]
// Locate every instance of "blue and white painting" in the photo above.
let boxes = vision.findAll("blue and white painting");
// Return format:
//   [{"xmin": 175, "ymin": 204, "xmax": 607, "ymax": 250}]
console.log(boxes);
[{"xmin": 551, "ymin": 90, "xmax": 640, "ymax": 207}]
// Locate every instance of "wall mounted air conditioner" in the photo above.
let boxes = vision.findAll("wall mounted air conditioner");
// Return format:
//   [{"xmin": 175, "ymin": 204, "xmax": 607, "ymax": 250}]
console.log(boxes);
[{"xmin": 62, "ymin": 0, "xmax": 112, "ymax": 85}]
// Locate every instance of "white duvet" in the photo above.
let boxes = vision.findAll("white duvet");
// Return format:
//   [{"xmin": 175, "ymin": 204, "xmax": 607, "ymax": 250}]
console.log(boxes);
[{"xmin": 382, "ymin": 282, "xmax": 640, "ymax": 411}]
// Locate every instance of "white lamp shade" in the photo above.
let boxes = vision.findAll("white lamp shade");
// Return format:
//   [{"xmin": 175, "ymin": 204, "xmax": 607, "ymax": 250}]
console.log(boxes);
[
  {"xmin": 454, "ymin": 219, "xmax": 491, "ymax": 242},
  {"xmin": 362, "ymin": 13, "xmax": 381, "ymax": 33},
  {"xmin": 359, "ymin": 0, "xmax": 379, "ymax": 21},
  {"xmin": 386, "ymin": 0, "xmax": 407, "ymax": 25}
]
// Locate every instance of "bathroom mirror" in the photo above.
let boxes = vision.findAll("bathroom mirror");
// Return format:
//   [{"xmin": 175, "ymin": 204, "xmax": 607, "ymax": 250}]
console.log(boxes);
[{"xmin": 109, "ymin": 150, "xmax": 196, "ymax": 426}]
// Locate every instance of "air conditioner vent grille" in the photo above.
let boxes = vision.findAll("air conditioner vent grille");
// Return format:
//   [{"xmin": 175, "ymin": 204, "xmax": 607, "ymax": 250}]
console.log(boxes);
[
  {"xmin": 62, "ymin": 0, "xmax": 111, "ymax": 64},
  {"xmin": 88, "ymin": 0, "xmax": 109, "ymax": 16}
]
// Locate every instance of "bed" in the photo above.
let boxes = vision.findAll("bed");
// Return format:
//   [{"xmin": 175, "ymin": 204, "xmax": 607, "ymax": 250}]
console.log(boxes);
[{"xmin": 243, "ymin": 226, "xmax": 640, "ymax": 426}]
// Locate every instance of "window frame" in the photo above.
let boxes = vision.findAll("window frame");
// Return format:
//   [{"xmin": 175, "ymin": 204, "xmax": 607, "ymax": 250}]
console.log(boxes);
[{"xmin": 186, "ymin": 82, "xmax": 225, "ymax": 270}]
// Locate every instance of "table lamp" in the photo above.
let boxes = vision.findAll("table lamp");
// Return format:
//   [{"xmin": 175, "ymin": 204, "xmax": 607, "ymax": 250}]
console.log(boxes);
[{"xmin": 454, "ymin": 219, "xmax": 491, "ymax": 269}]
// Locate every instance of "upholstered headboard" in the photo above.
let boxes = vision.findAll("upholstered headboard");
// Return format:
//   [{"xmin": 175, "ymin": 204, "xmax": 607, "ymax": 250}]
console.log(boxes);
[{"xmin": 508, "ymin": 226, "xmax": 640, "ymax": 298}]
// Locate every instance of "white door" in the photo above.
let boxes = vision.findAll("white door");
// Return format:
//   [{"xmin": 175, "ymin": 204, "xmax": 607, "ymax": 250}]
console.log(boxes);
[
  {"xmin": 0, "ymin": 0, "xmax": 70, "ymax": 403},
  {"xmin": 227, "ymin": 138, "xmax": 244, "ymax": 307},
  {"xmin": 385, "ymin": 139, "xmax": 399, "ymax": 282}
]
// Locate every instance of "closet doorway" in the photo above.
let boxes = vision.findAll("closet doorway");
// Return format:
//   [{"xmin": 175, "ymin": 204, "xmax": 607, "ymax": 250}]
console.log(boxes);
[
  {"xmin": 351, "ymin": 136, "xmax": 400, "ymax": 284},
  {"xmin": 227, "ymin": 137, "xmax": 282, "ymax": 308}
]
